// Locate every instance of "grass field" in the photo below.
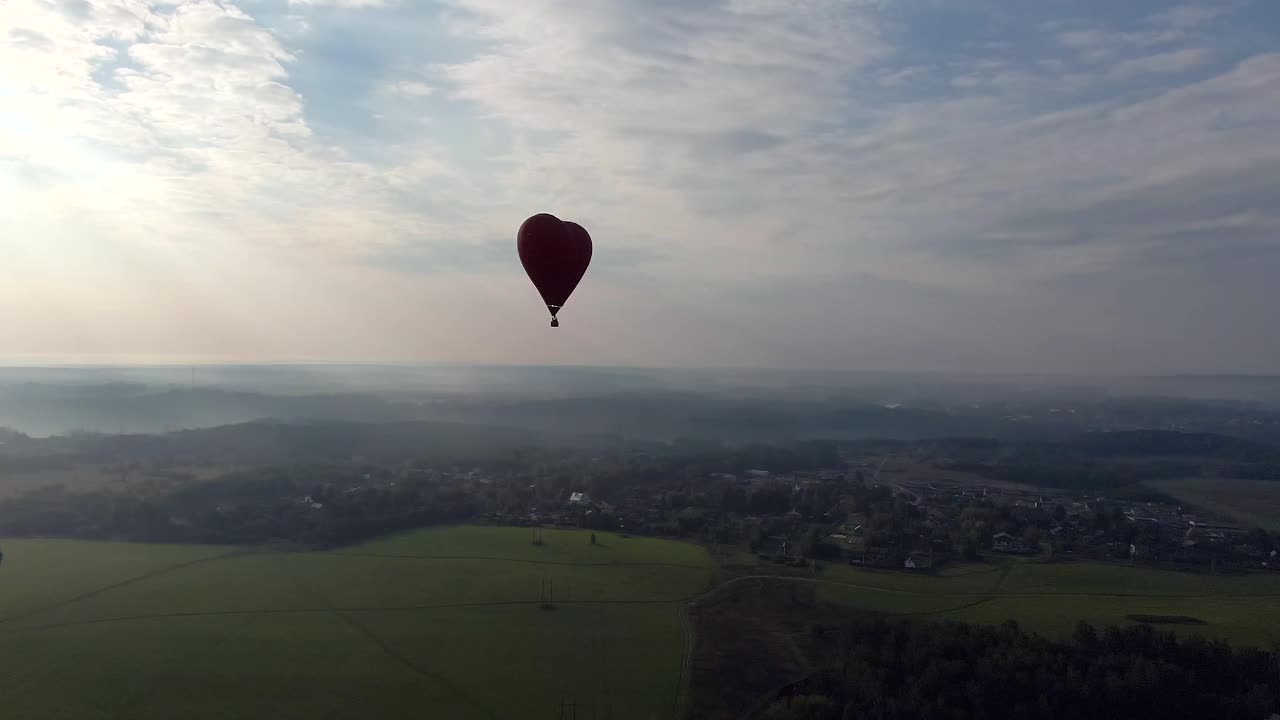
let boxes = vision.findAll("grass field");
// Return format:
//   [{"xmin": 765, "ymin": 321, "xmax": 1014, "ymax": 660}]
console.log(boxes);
[
  {"xmin": 0, "ymin": 527, "xmax": 712, "ymax": 720},
  {"xmin": 1147, "ymin": 476, "xmax": 1280, "ymax": 532},
  {"xmin": 814, "ymin": 558, "xmax": 1280, "ymax": 647}
]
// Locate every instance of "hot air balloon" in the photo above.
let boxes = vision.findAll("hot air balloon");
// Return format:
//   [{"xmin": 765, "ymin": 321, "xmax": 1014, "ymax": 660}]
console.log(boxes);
[{"xmin": 517, "ymin": 213, "xmax": 593, "ymax": 327}]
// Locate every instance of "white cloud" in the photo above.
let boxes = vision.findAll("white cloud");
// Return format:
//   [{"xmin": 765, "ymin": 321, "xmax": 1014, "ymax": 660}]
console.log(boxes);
[
  {"xmin": 433, "ymin": 0, "xmax": 890, "ymax": 272},
  {"xmin": 1110, "ymin": 48, "xmax": 1209, "ymax": 78},
  {"xmin": 1056, "ymin": 27, "xmax": 1184, "ymax": 63},
  {"xmin": 1150, "ymin": 4, "xmax": 1230, "ymax": 30},
  {"xmin": 1055, "ymin": 3, "xmax": 1237, "ymax": 65},
  {"xmin": 443, "ymin": 0, "xmax": 886, "ymax": 134},
  {"xmin": 876, "ymin": 66, "xmax": 926, "ymax": 87},
  {"xmin": 2, "ymin": 0, "xmax": 1279, "ymax": 370},
  {"xmin": 430, "ymin": 0, "xmax": 1279, "ymax": 288},
  {"xmin": 0, "ymin": 0, "xmax": 452, "ymax": 262},
  {"xmin": 387, "ymin": 80, "xmax": 434, "ymax": 97},
  {"xmin": 287, "ymin": 0, "xmax": 392, "ymax": 7}
]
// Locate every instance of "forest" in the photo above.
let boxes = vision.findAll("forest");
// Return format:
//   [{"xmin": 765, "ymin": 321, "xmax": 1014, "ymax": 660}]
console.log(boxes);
[
  {"xmin": 935, "ymin": 429, "xmax": 1280, "ymax": 492},
  {"xmin": 760, "ymin": 618, "xmax": 1280, "ymax": 720}
]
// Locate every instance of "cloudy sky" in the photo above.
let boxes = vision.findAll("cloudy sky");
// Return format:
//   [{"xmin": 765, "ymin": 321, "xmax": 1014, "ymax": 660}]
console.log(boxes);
[{"xmin": 2, "ymin": 0, "xmax": 1278, "ymax": 372}]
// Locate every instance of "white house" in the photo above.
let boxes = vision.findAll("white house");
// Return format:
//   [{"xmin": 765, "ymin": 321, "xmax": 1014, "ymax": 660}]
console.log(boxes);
[{"xmin": 569, "ymin": 492, "xmax": 592, "ymax": 506}]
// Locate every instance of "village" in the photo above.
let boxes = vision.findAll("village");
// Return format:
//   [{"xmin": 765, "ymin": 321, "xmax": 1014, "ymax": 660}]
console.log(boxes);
[{"xmin": 485, "ymin": 454, "xmax": 1280, "ymax": 576}]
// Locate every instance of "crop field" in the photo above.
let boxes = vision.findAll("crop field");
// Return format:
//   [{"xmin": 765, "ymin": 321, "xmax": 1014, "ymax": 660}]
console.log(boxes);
[
  {"xmin": 814, "ymin": 558, "xmax": 1280, "ymax": 647},
  {"xmin": 0, "ymin": 527, "xmax": 712, "ymax": 720},
  {"xmin": 1147, "ymin": 476, "xmax": 1280, "ymax": 532}
]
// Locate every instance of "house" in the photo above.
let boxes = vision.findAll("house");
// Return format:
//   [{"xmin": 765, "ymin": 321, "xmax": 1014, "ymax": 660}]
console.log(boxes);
[
  {"xmin": 569, "ymin": 492, "xmax": 592, "ymax": 506},
  {"xmin": 904, "ymin": 553, "xmax": 934, "ymax": 570},
  {"xmin": 760, "ymin": 535, "xmax": 789, "ymax": 557},
  {"xmin": 1124, "ymin": 509, "xmax": 1160, "ymax": 524},
  {"xmin": 992, "ymin": 532, "xmax": 1036, "ymax": 555},
  {"xmin": 1188, "ymin": 520, "xmax": 1245, "ymax": 536}
]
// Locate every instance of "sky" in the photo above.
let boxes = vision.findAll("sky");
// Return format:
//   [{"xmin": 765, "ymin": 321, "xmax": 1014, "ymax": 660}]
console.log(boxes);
[{"xmin": 2, "ymin": 0, "xmax": 1279, "ymax": 373}]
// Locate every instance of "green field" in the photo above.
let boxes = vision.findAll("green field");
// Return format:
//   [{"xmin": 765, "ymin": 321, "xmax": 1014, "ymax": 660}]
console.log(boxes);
[
  {"xmin": 0, "ymin": 527, "xmax": 712, "ymax": 720},
  {"xmin": 814, "ymin": 558, "xmax": 1280, "ymax": 647},
  {"xmin": 1147, "ymin": 476, "xmax": 1280, "ymax": 532}
]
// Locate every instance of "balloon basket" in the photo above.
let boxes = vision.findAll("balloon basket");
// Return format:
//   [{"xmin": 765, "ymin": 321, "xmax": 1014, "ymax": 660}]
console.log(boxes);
[{"xmin": 550, "ymin": 318, "xmax": 560, "ymax": 328}]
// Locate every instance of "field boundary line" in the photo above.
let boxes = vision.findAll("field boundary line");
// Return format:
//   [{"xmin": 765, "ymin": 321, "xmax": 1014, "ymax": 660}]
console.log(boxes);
[
  {"xmin": 0, "ymin": 549, "xmax": 248, "ymax": 626},
  {"xmin": 105, "ymin": 612, "xmax": 260, "ymax": 720},
  {"xmin": 13, "ymin": 568, "xmax": 1270, "ymax": 635},
  {"xmin": 713, "ymin": 574, "xmax": 1280, "ymax": 600},
  {"xmin": 333, "ymin": 608, "xmax": 499, "ymax": 720},
  {"xmin": 994, "ymin": 561, "xmax": 1014, "ymax": 592},
  {"xmin": 897, "ymin": 597, "xmax": 998, "ymax": 616},
  {"xmin": 285, "ymin": 562, "xmax": 501, "ymax": 720},
  {"xmin": 673, "ymin": 545, "xmax": 718, "ymax": 720},
  {"xmin": 7, "ymin": 597, "xmax": 688, "ymax": 633},
  {"xmin": 330, "ymin": 551, "xmax": 709, "ymax": 570}
]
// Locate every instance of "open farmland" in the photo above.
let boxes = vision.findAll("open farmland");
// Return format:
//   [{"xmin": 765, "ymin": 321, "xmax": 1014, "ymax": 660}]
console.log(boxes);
[
  {"xmin": 811, "ymin": 558, "xmax": 1280, "ymax": 647},
  {"xmin": 1148, "ymin": 476, "xmax": 1280, "ymax": 532},
  {"xmin": 0, "ymin": 527, "xmax": 711, "ymax": 720}
]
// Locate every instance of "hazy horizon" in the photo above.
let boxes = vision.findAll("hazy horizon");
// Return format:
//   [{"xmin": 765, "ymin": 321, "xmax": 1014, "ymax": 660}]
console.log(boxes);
[{"xmin": 2, "ymin": 359, "xmax": 1280, "ymax": 379}]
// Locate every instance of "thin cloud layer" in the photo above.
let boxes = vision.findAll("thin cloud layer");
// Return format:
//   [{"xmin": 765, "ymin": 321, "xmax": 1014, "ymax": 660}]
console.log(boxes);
[{"xmin": 1, "ymin": 0, "xmax": 1278, "ymax": 371}]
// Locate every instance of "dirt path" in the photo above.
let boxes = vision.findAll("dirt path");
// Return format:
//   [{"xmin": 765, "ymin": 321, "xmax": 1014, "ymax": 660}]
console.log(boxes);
[{"xmin": 673, "ymin": 598, "xmax": 695, "ymax": 720}]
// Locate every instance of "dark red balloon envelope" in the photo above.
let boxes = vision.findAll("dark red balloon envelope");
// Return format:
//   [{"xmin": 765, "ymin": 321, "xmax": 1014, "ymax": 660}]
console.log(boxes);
[{"xmin": 517, "ymin": 213, "xmax": 593, "ymax": 327}]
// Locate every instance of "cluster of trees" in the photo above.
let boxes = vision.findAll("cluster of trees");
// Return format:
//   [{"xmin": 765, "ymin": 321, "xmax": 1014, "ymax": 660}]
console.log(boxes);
[
  {"xmin": 0, "ymin": 420, "xmax": 587, "ymax": 470},
  {"xmin": 937, "ymin": 430, "xmax": 1280, "ymax": 493},
  {"xmin": 760, "ymin": 618, "xmax": 1280, "ymax": 720},
  {"xmin": 0, "ymin": 464, "xmax": 483, "ymax": 547}
]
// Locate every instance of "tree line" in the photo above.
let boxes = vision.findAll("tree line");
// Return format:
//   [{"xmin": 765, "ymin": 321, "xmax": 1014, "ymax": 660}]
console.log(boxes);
[{"xmin": 760, "ymin": 617, "xmax": 1280, "ymax": 720}]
